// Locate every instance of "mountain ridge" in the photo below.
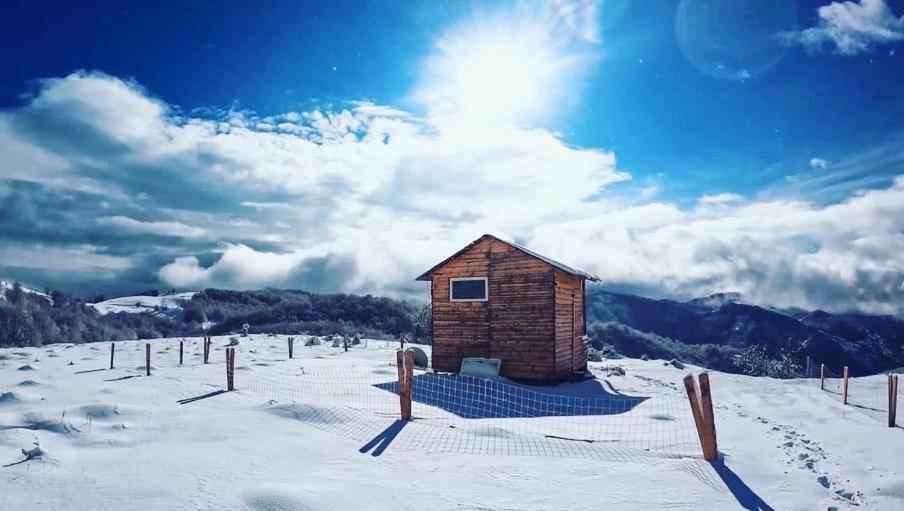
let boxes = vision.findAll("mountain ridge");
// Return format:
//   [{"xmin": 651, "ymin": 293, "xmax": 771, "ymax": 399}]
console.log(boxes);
[
  {"xmin": 3, "ymin": 280, "xmax": 902, "ymax": 375},
  {"xmin": 586, "ymin": 288, "xmax": 904, "ymax": 375}
]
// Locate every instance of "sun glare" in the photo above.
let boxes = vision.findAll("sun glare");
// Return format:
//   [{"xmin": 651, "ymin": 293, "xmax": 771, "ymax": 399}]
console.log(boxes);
[
  {"xmin": 448, "ymin": 40, "xmax": 546, "ymax": 121},
  {"xmin": 420, "ymin": 13, "xmax": 578, "ymax": 125}
]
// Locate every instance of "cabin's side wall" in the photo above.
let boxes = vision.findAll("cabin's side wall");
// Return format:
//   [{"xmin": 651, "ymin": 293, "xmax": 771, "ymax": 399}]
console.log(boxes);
[
  {"xmin": 553, "ymin": 269, "xmax": 588, "ymax": 377},
  {"xmin": 430, "ymin": 238, "xmax": 492, "ymax": 373},
  {"xmin": 487, "ymin": 239, "xmax": 556, "ymax": 380}
]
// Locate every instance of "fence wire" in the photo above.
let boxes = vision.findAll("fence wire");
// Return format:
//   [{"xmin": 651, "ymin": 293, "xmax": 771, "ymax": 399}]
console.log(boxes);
[
  {"xmin": 5, "ymin": 337, "xmax": 704, "ymax": 462},
  {"xmin": 235, "ymin": 355, "xmax": 700, "ymax": 461},
  {"xmin": 106, "ymin": 337, "xmax": 250, "ymax": 371},
  {"xmin": 813, "ymin": 361, "xmax": 901, "ymax": 427},
  {"xmin": 820, "ymin": 365, "xmax": 844, "ymax": 395}
]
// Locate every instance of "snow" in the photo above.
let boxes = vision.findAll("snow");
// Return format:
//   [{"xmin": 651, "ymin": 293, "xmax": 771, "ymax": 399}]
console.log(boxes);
[
  {"xmin": 0, "ymin": 280, "xmax": 53, "ymax": 304},
  {"xmin": 0, "ymin": 336, "xmax": 901, "ymax": 510},
  {"xmin": 87, "ymin": 292, "xmax": 197, "ymax": 318}
]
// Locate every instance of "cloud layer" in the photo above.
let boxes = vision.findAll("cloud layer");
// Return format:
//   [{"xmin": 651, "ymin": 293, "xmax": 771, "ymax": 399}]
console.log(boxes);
[
  {"xmin": 782, "ymin": 0, "xmax": 904, "ymax": 55},
  {"xmin": 1, "ymin": 71, "xmax": 902, "ymax": 315}
]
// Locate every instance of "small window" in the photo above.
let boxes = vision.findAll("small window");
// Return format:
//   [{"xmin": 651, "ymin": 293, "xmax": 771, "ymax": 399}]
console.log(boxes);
[{"xmin": 450, "ymin": 277, "xmax": 488, "ymax": 302}]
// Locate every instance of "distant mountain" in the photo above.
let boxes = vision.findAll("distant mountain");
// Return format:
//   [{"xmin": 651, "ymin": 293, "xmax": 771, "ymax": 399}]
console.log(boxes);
[
  {"xmin": 5, "ymin": 277, "xmax": 901, "ymax": 376},
  {"xmin": 88, "ymin": 292, "xmax": 197, "ymax": 320},
  {"xmin": 685, "ymin": 292, "xmax": 743, "ymax": 309},
  {"xmin": 586, "ymin": 289, "xmax": 904, "ymax": 375}
]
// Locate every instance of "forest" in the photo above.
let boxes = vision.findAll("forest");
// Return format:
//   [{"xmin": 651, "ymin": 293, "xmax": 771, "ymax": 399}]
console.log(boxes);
[{"xmin": 0, "ymin": 284, "xmax": 430, "ymax": 348}]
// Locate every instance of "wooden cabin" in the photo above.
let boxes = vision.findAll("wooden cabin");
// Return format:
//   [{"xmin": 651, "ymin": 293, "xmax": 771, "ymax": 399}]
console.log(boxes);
[{"xmin": 416, "ymin": 234, "xmax": 600, "ymax": 382}]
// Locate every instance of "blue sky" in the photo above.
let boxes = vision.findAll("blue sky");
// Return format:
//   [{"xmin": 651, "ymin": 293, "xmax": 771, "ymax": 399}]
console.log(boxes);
[
  {"xmin": 4, "ymin": 0, "xmax": 901, "ymax": 203},
  {"xmin": 1, "ymin": 0, "xmax": 903, "ymax": 314}
]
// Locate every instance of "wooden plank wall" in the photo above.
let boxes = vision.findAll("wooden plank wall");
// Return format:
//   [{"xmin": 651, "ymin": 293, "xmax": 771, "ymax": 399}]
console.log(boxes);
[
  {"xmin": 430, "ymin": 237, "xmax": 558, "ymax": 380},
  {"xmin": 553, "ymin": 269, "xmax": 587, "ymax": 378},
  {"xmin": 430, "ymin": 239, "xmax": 492, "ymax": 373},
  {"xmin": 487, "ymin": 240, "xmax": 556, "ymax": 380}
]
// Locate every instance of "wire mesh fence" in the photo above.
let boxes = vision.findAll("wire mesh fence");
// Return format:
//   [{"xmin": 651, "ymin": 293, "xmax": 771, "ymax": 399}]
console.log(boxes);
[
  {"xmin": 108, "ymin": 338, "xmax": 200, "ymax": 371},
  {"xmin": 811, "ymin": 360, "xmax": 901, "ymax": 428},
  {"xmin": 820, "ymin": 365, "xmax": 845, "ymax": 395},
  {"xmin": 3, "ymin": 336, "xmax": 705, "ymax": 462},
  {"xmin": 105, "ymin": 337, "xmax": 252, "ymax": 370},
  {"xmin": 234, "ymin": 352, "xmax": 701, "ymax": 461}
]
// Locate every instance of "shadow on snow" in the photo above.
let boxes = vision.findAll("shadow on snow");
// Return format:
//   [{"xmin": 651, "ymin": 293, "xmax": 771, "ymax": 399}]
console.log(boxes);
[
  {"xmin": 712, "ymin": 458, "xmax": 775, "ymax": 511},
  {"xmin": 374, "ymin": 372, "xmax": 648, "ymax": 419},
  {"xmin": 359, "ymin": 420, "xmax": 407, "ymax": 456}
]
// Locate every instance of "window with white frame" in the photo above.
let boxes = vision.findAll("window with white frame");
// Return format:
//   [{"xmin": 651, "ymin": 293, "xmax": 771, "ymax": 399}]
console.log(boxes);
[{"xmin": 449, "ymin": 277, "xmax": 488, "ymax": 302}]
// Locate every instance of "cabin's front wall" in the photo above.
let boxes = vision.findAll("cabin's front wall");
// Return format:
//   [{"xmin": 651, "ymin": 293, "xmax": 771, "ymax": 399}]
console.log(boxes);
[
  {"xmin": 430, "ymin": 237, "xmax": 557, "ymax": 380},
  {"xmin": 553, "ymin": 269, "xmax": 588, "ymax": 377},
  {"xmin": 430, "ymin": 239, "xmax": 492, "ymax": 374}
]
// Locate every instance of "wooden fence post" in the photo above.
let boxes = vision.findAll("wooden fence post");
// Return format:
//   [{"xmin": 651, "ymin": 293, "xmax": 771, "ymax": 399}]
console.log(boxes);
[
  {"xmin": 399, "ymin": 333, "xmax": 405, "ymax": 351},
  {"xmin": 288, "ymin": 338, "xmax": 294, "ymax": 359},
  {"xmin": 698, "ymin": 373, "xmax": 717, "ymax": 459},
  {"xmin": 842, "ymin": 366, "xmax": 849, "ymax": 405},
  {"xmin": 110, "ymin": 342, "xmax": 115, "ymax": 370},
  {"xmin": 145, "ymin": 343, "xmax": 151, "ymax": 376},
  {"xmin": 683, "ymin": 372, "xmax": 718, "ymax": 461},
  {"xmin": 203, "ymin": 336, "xmax": 210, "ymax": 364},
  {"xmin": 820, "ymin": 363, "xmax": 825, "ymax": 390},
  {"xmin": 396, "ymin": 350, "xmax": 404, "ymax": 418},
  {"xmin": 179, "ymin": 340, "xmax": 184, "ymax": 366},
  {"xmin": 890, "ymin": 374, "xmax": 899, "ymax": 428},
  {"xmin": 226, "ymin": 348, "xmax": 235, "ymax": 391},
  {"xmin": 397, "ymin": 350, "xmax": 413, "ymax": 421}
]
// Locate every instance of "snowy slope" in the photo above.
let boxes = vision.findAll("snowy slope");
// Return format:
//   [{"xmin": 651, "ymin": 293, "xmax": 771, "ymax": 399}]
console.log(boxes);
[
  {"xmin": 0, "ymin": 280, "xmax": 53, "ymax": 303},
  {"xmin": 87, "ymin": 292, "xmax": 197, "ymax": 319},
  {"xmin": 0, "ymin": 337, "xmax": 901, "ymax": 510}
]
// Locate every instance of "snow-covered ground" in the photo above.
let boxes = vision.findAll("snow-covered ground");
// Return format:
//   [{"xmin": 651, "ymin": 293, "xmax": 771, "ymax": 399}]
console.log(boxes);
[
  {"xmin": 87, "ymin": 292, "xmax": 197, "ymax": 318},
  {"xmin": 0, "ymin": 336, "xmax": 901, "ymax": 510}
]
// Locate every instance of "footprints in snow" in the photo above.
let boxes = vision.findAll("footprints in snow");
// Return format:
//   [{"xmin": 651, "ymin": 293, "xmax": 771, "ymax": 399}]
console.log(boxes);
[{"xmin": 757, "ymin": 416, "xmax": 864, "ymax": 507}]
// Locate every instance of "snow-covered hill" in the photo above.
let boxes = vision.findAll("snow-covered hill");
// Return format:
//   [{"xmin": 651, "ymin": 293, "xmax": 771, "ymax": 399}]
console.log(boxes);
[
  {"xmin": 0, "ymin": 280, "xmax": 53, "ymax": 304},
  {"xmin": 87, "ymin": 292, "xmax": 197, "ymax": 319},
  {"xmin": 0, "ymin": 336, "xmax": 901, "ymax": 510}
]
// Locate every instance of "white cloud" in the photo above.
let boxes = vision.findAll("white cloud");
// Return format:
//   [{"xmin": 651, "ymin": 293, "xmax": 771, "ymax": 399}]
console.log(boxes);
[
  {"xmin": 810, "ymin": 157, "xmax": 830, "ymax": 169},
  {"xmin": 158, "ymin": 244, "xmax": 362, "ymax": 294},
  {"xmin": 158, "ymin": 247, "xmax": 318, "ymax": 290},
  {"xmin": 697, "ymin": 192, "xmax": 744, "ymax": 205},
  {"xmin": 29, "ymin": 71, "xmax": 170, "ymax": 146},
  {"xmin": 695, "ymin": 193, "xmax": 745, "ymax": 215},
  {"xmin": 96, "ymin": 216, "xmax": 206, "ymax": 238},
  {"xmin": 1, "ymin": 71, "xmax": 626, "ymax": 294},
  {"xmin": 162, "ymin": 177, "xmax": 904, "ymax": 315},
  {"xmin": 3, "ymin": 71, "xmax": 903, "ymax": 315},
  {"xmin": 551, "ymin": 0, "xmax": 603, "ymax": 44},
  {"xmin": 782, "ymin": 0, "xmax": 904, "ymax": 55},
  {"xmin": 157, "ymin": 256, "xmax": 210, "ymax": 289},
  {"xmin": 639, "ymin": 185, "xmax": 659, "ymax": 199},
  {"xmin": 526, "ymin": 177, "xmax": 904, "ymax": 315}
]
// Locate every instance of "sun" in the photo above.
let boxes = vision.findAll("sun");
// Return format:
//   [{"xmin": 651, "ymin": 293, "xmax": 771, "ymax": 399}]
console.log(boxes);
[
  {"xmin": 417, "ymin": 5, "xmax": 601, "ymax": 126},
  {"xmin": 446, "ymin": 39, "xmax": 547, "ymax": 121},
  {"xmin": 421, "ymin": 18, "xmax": 566, "ymax": 124}
]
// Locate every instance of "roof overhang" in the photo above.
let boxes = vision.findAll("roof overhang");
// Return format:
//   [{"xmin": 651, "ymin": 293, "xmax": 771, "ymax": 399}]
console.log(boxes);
[{"xmin": 415, "ymin": 234, "xmax": 600, "ymax": 282}]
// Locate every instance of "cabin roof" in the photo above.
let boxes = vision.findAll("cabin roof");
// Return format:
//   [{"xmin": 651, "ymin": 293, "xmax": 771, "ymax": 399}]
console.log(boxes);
[{"xmin": 415, "ymin": 234, "xmax": 600, "ymax": 282}]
